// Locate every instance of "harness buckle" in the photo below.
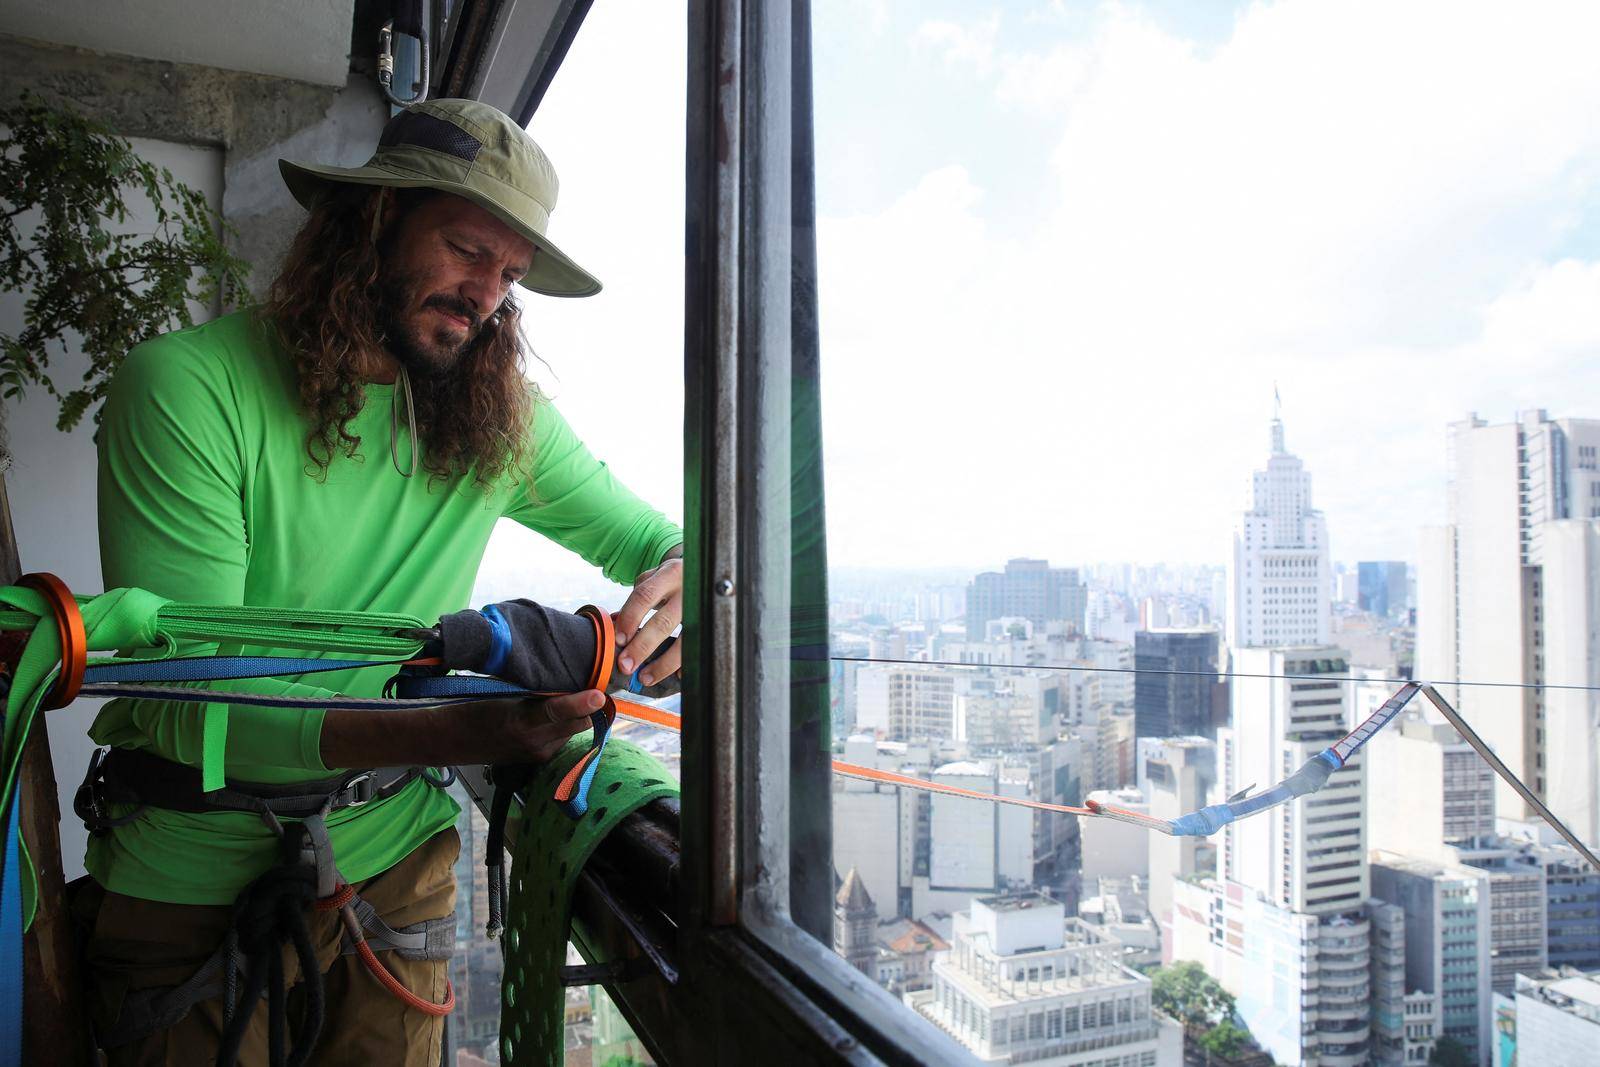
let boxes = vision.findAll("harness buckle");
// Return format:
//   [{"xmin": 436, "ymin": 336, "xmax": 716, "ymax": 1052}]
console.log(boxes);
[{"xmin": 337, "ymin": 771, "xmax": 378, "ymax": 808}]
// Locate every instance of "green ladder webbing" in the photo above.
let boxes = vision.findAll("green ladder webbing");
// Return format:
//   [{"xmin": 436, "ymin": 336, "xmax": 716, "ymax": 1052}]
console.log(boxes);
[{"xmin": 498, "ymin": 735, "xmax": 679, "ymax": 1066}]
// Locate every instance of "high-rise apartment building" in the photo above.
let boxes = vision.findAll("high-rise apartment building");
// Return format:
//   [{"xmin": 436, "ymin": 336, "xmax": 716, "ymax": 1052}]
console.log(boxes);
[
  {"xmin": 1136, "ymin": 736, "xmax": 1216, "ymax": 958},
  {"xmin": 1133, "ymin": 627, "xmax": 1222, "ymax": 738},
  {"xmin": 1451, "ymin": 841, "xmax": 1549, "ymax": 997},
  {"xmin": 853, "ymin": 665, "xmax": 957, "ymax": 740},
  {"xmin": 1205, "ymin": 646, "xmax": 1374, "ymax": 1066},
  {"xmin": 1369, "ymin": 899, "xmax": 1440, "ymax": 1067},
  {"xmin": 912, "ymin": 893, "xmax": 1181, "ymax": 1065},
  {"xmin": 1369, "ymin": 853, "xmax": 1493, "ymax": 1064},
  {"xmin": 1221, "ymin": 647, "xmax": 1368, "ymax": 916},
  {"xmin": 1540, "ymin": 847, "xmax": 1600, "ymax": 972},
  {"xmin": 1168, "ymin": 878, "xmax": 1378, "ymax": 1067},
  {"xmin": 966, "ymin": 558, "xmax": 1088, "ymax": 640},
  {"xmin": 1367, "ymin": 711, "xmax": 1496, "ymax": 862},
  {"xmin": 1226, "ymin": 413, "xmax": 1332, "ymax": 650},
  {"xmin": 1417, "ymin": 410, "xmax": 1600, "ymax": 839}
]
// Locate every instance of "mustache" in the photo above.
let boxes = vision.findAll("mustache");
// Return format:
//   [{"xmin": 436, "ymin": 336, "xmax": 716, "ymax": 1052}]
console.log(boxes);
[{"xmin": 421, "ymin": 294, "xmax": 482, "ymax": 332}]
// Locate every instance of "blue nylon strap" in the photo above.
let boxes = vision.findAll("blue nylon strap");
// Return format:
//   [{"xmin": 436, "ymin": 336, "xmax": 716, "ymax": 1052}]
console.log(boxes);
[
  {"xmin": 82, "ymin": 662, "xmax": 618, "ymax": 819},
  {"xmin": 393, "ymin": 673, "xmax": 526, "ymax": 699},
  {"xmin": 557, "ymin": 710, "xmax": 613, "ymax": 819},
  {"xmin": 480, "ymin": 605, "xmax": 512, "ymax": 677},
  {"xmin": 1, "ymin": 793, "xmax": 21, "ymax": 1067}
]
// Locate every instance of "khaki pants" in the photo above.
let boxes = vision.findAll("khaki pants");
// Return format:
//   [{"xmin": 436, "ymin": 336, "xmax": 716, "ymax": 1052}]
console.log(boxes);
[{"xmin": 73, "ymin": 828, "xmax": 460, "ymax": 1067}]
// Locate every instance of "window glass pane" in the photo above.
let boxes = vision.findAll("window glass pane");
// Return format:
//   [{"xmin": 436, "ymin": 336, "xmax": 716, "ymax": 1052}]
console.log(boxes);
[{"xmin": 816, "ymin": 2, "xmax": 1600, "ymax": 1066}]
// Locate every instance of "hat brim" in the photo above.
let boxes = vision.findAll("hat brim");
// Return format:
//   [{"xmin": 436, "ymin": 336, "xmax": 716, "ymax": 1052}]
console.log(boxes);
[{"xmin": 278, "ymin": 159, "xmax": 602, "ymax": 298}]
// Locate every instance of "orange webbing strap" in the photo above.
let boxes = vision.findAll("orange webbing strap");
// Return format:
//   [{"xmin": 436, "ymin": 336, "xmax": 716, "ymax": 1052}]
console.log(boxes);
[
  {"xmin": 551, "ymin": 606, "xmax": 618, "ymax": 808},
  {"xmin": 578, "ymin": 604, "xmax": 616, "ymax": 691},
  {"xmin": 609, "ymin": 697, "xmax": 1096, "ymax": 819},
  {"xmin": 1083, "ymin": 797, "xmax": 1174, "ymax": 830},
  {"xmin": 18, "ymin": 572, "xmax": 86, "ymax": 710}
]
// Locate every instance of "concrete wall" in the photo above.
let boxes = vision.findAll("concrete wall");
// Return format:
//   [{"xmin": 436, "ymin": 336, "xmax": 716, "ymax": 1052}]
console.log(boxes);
[
  {"xmin": 0, "ymin": 33, "xmax": 387, "ymax": 302},
  {"xmin": 1, "ymin": 32, "xmax": 385, "ymax": 877}
]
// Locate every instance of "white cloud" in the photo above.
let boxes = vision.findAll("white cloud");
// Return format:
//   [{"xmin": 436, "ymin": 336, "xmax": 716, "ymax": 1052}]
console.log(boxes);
[
  {"xmin": 912, "ymin": 13, "xmax": 1002, "ymax": 77},
  {"xmin": 817, "ymin": 0, "xmax": 1600, "ymax": 567}
]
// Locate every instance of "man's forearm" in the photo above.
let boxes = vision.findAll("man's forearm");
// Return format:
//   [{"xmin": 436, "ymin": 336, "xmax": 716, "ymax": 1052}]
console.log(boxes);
[{"xmin": 318, "ymin": 692, "xmax": 602, "ymax": 770}]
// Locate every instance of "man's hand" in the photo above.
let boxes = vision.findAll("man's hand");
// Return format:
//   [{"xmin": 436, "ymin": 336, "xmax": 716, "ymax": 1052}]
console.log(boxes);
[
  {"xmin": 614, "ymin": 548, "xmax": 684, "ymax": 685},
  {"xmin": 320, "ymin": 690, "xmax": 604, "ymax": 770}
]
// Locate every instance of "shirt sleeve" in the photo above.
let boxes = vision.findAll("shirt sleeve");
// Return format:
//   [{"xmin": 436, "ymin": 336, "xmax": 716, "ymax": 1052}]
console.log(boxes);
[
  {"xmin": 95, "ymin": 335, "xmax": 338, "ymax": 786},
  {"xmin": 504, "ymin": 398, "xmax": 683, "ymax": 584}
]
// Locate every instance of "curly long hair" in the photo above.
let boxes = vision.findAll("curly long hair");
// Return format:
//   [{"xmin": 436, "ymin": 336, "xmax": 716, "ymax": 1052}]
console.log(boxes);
[{"xmin": 261, "ymin": 185, "xmax": 533, "ymax": 488}]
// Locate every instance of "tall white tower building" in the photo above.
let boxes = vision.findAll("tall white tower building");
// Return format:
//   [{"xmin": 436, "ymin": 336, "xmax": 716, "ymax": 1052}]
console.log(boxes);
[
  {"xmin": 1227, "ymin": 408, "xmax": 1332, "ymax": 651},
  {"xmin": 1170, "ymin": 414, "xmax": 1377, "ymax": 1067},
  {"xmin": 1416, "ymin": 411, "xmax": 1600, "ymax": 840}
]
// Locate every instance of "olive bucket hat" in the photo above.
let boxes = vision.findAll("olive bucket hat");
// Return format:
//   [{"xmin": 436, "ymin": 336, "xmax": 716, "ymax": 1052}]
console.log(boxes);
[{"xmin": 279, "ymin": 98, "xmax": 600, "ymax": 297}]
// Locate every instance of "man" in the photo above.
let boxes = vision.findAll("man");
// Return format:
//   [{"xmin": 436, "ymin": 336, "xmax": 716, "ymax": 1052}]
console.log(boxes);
[{"xmin": 73, "ymin": 99, "xmax": 683, "ymax": 1064}]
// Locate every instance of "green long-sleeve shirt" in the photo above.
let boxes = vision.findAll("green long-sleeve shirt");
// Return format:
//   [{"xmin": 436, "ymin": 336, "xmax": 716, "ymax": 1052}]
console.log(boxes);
[{"xmin": 90, "ymin": 310, "xmax": 682, "ymax": 904}]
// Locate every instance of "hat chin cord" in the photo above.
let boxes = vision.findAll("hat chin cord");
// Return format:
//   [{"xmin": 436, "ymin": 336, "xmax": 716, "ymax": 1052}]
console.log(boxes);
[{"xmin": 390, "ymin": 363, "xmax": 418, "ymax": 478}]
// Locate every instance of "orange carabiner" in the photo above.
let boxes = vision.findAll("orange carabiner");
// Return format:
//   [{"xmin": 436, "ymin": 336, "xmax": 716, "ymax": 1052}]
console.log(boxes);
[{"xmin": 17, "ymin": 572, "xmax": 86, "ymax": 710}]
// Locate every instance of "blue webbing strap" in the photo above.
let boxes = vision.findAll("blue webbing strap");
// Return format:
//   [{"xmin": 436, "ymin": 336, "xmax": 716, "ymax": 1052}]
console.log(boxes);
[
  {"xmin": 81, "ymin": 661, "xmax": 618, "ymax": 818},
  {"xmin": 1, "ymin": 793, "xmax": 21, "ymax": 1067}
]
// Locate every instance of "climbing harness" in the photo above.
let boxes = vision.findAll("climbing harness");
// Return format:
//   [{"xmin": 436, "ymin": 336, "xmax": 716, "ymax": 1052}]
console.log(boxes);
[{"xmin": 0, "ymin": 579, "xmax": 620, "ymax": 1066}]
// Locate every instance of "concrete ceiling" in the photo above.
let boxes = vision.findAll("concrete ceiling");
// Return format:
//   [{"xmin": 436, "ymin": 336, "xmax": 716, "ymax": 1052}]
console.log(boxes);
[{"xmin": 0, "ymin": 0, "xmax": 357, "ymax": 87}]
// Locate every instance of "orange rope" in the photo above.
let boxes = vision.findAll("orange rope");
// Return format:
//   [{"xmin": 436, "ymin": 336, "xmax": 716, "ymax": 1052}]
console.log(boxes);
[
  {"xmin": 354, "ymin": 936, "xmax": 455, "ymax": 1016},
  {"xmin": 611, "ymin": 697, "xmax": 1096, "ymax": 818},
  {"xmin": 318, "ymin": 884, "xmax": 455, "ymax": 1016}
]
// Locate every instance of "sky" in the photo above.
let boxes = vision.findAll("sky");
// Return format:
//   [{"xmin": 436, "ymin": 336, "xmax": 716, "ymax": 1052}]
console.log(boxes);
[{"xmin": 480, "ymin": 0, "xmax": 1600, "ymax": 600}]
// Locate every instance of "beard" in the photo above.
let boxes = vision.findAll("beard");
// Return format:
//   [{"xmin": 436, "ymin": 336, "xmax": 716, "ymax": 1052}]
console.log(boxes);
[{"xmin": 375, "ymin": 260, "xmax": 484, "ymax": 380}]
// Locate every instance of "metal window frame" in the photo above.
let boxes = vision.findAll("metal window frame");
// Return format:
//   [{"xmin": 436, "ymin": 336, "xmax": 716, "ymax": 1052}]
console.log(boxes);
[{"xmin": 450, "ymin": 1, "xmax": 981, "ymax": 1060}]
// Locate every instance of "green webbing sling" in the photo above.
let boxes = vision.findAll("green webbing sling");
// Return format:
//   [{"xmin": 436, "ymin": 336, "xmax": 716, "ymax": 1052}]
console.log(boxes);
[
  {"xmin": 498, "ymin": 734, "xmax": 679, "ymax": 1066},
  {"xmin": 1, "ymin": 583, "xmax": 671, "ymax": 1060}
]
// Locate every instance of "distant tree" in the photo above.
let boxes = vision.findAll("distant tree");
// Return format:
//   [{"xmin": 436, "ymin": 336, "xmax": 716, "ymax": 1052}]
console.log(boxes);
[
  {"xmin": 1198, "ymin": 1020, "xmax": 1248, "ymax": 1061},
  {"xmin": 1151, "ymin": 961, "xmax": 1236, "ymax": 1027},
  {"xmin": 1430, "ymin": 1036, "xmax": 1472, "ymax": 1067}
]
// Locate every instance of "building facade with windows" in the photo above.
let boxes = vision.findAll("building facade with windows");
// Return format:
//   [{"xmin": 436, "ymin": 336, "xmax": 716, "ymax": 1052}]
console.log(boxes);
[
  {"xmin": 967, "ymin": 558, "xmax": 1089, "ymax": 640},
  {"xmin": 1417, "ymin": 410, "xmax": 1600, "ymax": 840},
  {"xmin": 913, "ymin": 893, "xmax": 1181, "ymax": 1065},
  {"xmin": 1132, "ymin": 628, "xmax": 1221, "ymax": 739},
  {"xmin": 1369, "ymin": 853, "xmax": 1493, "ymax": 1063}
]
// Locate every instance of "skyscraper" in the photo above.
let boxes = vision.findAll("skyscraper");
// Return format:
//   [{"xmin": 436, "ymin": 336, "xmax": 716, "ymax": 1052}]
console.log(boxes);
[
  {"xmin": 1417, "ymin": 410, "xmax": 1600, "ymax": 839},
  {"xmin": 965, "ymin": 558, "xmax": 1087, "ymax": 639},
  {"xmin": 1357, "ymin": 561, "xmax": 1409, "ymax": 618},
  {"xmin": 1133, "ymin": 627, "xmax": 1221, "ymax": 738},
  {"xmin": 1226, "ymin": 410, "xmax": 1332, "ymax": 651},
  {"xmin": 1370, "ymin": 853, "xmax": 1493, "ymax": 1063}
]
